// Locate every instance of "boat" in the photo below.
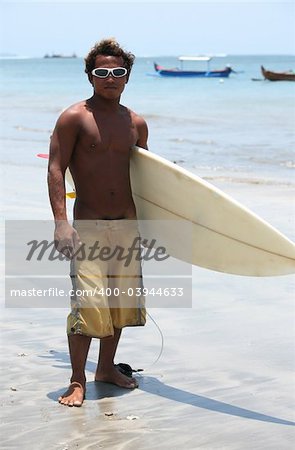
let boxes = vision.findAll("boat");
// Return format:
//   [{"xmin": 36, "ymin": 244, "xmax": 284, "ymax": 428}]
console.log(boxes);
[
  {"xmin": 44, "ymin": 53, "xmax": 77, "ymax": 59},
  {"xmin": 261, "ymin": 65, "xmax": 295, "ymax": 82},
  {"xmin": 154, "ymin": 56, "xmax": 233, "ymax": 78}
]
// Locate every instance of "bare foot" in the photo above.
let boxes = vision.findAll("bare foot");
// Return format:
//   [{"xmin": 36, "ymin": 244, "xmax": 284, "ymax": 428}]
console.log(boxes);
[
  {"xmin": 95, "ymin": 366, "xmax": 138, "ymax": 389},
  {"xmin": 58, "ymin": 381, "xmax": 85, "ymax": 407}
]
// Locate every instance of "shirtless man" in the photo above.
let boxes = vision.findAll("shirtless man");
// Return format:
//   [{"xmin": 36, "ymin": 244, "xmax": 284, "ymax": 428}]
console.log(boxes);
[{"xmin": 48, "ymin": 39, "xmax": 148, "ymax": 407}]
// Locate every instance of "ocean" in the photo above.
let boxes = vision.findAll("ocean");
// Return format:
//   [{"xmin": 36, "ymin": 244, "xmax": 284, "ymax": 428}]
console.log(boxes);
[{"xmin": 1, "ymin": 54, "xmax": 294, "ymax": 186}]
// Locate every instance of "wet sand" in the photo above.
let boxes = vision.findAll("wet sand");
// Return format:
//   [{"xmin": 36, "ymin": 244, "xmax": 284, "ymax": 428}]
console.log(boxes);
[{"xmin": 1, "ymin": 163, "xmax": 294, "ymax": 449}]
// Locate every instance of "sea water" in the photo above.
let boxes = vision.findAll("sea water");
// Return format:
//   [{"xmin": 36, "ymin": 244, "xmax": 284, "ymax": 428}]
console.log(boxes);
[{"xmin": 0, "ymin": 55, "xmax": 294, "ymax": 185}]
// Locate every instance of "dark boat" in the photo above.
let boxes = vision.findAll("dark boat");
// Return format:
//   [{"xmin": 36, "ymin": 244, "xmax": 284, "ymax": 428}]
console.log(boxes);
[
  {"xmin": 261, "ymin": 65, "xmax": 295, "ymax": 82},
  {"xmin": 154, "ymin": 56, "xmax": 233, "ymax": 78},
  {"xmin": 44, "ymin": 53, "xmax": 77, "ymax": 59}
]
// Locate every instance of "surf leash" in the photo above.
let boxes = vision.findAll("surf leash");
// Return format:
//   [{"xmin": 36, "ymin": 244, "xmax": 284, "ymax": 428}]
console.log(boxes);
[{"xmin": 117, "ymin": 310, "xmax": 164, "ymax": 378}]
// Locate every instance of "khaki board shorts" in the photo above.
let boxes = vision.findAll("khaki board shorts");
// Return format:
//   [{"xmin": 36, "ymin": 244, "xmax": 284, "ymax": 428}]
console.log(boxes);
[{"xmin": 67, "ymin": 220, "xmax": 146, "ymax": 338}]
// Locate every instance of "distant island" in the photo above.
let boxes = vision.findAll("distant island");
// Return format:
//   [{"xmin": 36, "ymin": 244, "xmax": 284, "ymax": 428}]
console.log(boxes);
[
  {"xmin": 44, "ymin": 53, "xmax": 77, "ymax": 59},
  {"xmin": 0, "ymin": 53, "xmax": 18, "ymax": 58}
]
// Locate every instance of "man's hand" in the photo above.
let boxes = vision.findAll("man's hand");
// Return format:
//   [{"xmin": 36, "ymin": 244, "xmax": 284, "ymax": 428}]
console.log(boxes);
[{"xmin": 54, "ymin": 221, "xmax": 81, "ymax": 259}]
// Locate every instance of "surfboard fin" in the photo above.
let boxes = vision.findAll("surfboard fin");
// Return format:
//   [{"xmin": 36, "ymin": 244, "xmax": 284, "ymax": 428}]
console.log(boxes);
[{"xmin": 66, "ymin": 191, "xmax": 76, "ymax": 199}]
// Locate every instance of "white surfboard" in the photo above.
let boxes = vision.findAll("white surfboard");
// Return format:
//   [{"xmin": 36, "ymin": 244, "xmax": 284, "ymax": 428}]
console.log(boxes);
[
  {"xmin": 129, "ymin": 147, "xmax": 295, "ymax": 276},
  {"xmin": 42, "ymin": 148, "xmax": 295, "ymax": 276}
]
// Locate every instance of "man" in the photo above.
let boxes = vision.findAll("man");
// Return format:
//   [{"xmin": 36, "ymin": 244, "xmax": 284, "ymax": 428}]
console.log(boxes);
[{"xmin": 48, "ymin": 38, "xmax": 148, "ymax": 407}]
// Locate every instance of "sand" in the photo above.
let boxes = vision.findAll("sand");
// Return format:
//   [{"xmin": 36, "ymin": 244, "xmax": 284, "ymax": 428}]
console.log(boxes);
[{"xmin": 1, "ymin": 163, "xmax": 294, "ymax": 449}]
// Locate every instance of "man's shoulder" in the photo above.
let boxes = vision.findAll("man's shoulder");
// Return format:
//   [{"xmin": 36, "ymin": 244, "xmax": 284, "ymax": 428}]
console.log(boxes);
[
  {"xmin": 125, "ymin": 108, "xmax": 148, "ymax": 149},
  {"xmin": 56, "ymin": 101, "xmax": 87, "ymax": 127},
  {"xmin": 61, "ymin": 101, "xmax": 87, "ymax": 118},
  {"xmin": 127, "ymin": 108, "xmax": 147, "ymax": 126}
]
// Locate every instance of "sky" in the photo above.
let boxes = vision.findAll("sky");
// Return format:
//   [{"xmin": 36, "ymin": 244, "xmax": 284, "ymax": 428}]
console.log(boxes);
[{"xmin": 0, "ymin": 1, "xmax": 294, "ymax": 57}]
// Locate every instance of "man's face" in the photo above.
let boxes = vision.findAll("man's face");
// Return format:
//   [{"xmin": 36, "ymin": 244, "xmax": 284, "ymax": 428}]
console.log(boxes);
[{"xmin": 91, "ymin": 55, "xmax": 128, "ymax": 99}]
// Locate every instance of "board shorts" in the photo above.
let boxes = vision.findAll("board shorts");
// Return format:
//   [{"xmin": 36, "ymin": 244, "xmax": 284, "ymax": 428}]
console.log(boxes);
[{"xmin": 67, "ymin": 219, "xmax": 146, "ymax": 338}]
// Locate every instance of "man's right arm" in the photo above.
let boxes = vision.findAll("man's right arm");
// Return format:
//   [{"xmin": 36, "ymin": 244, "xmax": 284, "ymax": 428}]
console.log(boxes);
[{"xmin": 48, "ymin": 108, "xmax": 80, "ymax": 256}]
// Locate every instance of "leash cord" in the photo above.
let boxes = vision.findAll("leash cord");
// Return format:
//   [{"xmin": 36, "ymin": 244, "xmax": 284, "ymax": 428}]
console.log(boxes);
[
  {"xmin": 136, "ymin": 244, "xmax": 164, "ymax": 373},
  {"xmin": 135, "ymin": 309, "xmax": 164, "ymax": 374}
]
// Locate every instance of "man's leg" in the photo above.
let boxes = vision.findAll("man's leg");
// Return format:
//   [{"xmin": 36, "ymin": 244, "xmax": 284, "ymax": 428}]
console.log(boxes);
[
  {"xmin": 58, "ymin": 334, "xmax": 92, "ymax": 406},
  {"xmin": 95, "ymin": 327, "xmax": 138, "ymax": 388}
]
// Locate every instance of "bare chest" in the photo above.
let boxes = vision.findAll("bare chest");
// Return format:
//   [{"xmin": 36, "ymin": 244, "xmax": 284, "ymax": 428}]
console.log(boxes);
[{"xmin": 76, "ymin": 110, "xmax": 138, "ymax": 154}]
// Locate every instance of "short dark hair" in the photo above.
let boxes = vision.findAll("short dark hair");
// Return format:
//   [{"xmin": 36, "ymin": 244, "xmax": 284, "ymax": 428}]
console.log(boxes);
[{"xmin": 84, "ymin": 38, "xmax": 135, "ymax": 77}]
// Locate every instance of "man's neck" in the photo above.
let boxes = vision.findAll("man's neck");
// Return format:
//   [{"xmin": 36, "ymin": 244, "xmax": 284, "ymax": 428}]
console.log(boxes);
[{"xmin": 88, "ymin": 94, "xmax": 121, "ymax": 113}]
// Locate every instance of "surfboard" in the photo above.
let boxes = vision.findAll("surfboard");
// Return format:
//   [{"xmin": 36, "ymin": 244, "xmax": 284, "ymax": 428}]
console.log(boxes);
[{"xmin": 37, "ymin": 148, "xmax": 295, "ymax": 276}]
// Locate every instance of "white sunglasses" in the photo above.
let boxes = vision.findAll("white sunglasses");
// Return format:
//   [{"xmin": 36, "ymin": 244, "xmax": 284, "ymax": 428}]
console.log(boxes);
[{"xmin": 91, "ymin": 67, "xmax": 127, "ymax": 78}]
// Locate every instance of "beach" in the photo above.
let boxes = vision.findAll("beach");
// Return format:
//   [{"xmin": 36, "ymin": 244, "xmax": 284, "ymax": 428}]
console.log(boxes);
[
  {"xmin": 1, "ymin": 55, "xmax": 295, "ymax": 449},
  {"xmin": 1, "ymin": 162, "xmax": 294, "ymax": 449}
]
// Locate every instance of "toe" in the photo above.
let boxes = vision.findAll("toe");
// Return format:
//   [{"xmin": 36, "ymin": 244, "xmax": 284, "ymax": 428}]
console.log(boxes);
[
  {"xmin": 126, "ymin": 379, "xmax": 138, "ymax": 389},
  {"xmin": 73, "ymin": 400, "xmax": 82, "ymax": 407},
  {"xmin": 130, "ymin": 377, "xmax": 139, "ymax": 388}
]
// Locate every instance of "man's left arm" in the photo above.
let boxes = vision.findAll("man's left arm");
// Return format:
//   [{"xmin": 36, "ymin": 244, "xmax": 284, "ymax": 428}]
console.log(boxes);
[{"xmin": 135, "ymin": 116, "xmax": 149, "ymax": 150}]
